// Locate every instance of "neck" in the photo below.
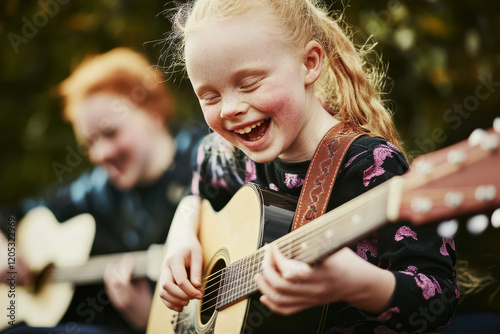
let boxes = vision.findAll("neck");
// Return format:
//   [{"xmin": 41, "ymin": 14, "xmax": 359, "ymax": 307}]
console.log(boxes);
[
  {"xmin": 49, "ymin": 244, "xmax": 163, "ymax": 285},
  {"xmin": 143, "ymin": 130, "xmax": 176, "ymax": 184},
  {"xmin": 280, "ymin": 98, "xmax": 339, "ymax": 163}
]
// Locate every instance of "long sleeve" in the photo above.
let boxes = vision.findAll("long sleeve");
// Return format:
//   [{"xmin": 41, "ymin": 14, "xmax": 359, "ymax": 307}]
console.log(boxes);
[{"xmin": 330, "ymin": 137, "xmax": 458, "ymax": 333}]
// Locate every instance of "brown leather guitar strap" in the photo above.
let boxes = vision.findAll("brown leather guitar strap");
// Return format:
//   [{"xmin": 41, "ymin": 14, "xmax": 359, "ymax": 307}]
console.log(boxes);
[{"xmin": 291, "ymin": 122, "xmax": 363, "ymax": 231}]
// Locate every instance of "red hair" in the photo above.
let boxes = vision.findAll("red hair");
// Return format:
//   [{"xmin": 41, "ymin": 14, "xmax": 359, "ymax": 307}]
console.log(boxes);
[{"xmin": 60, "ymin": 47, "xmax": 175, "ymax": 125}]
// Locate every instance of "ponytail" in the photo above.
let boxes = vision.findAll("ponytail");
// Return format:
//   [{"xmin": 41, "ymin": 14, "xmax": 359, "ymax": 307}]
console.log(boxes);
[{"xmin": 306, "ymin": 3, "xmax": 405, "ymax": 153}]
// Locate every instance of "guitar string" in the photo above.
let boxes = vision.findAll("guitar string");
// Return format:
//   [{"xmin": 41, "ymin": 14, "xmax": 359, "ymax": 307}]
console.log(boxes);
[
  {"xmin": 196, "ymin": 198, "xmax": 387, "ymax": 311},
  {"xmin": 185, "ymin": 182, "xmax": 391, "ymax": 310},
  {"xmin": 198, "ymin": 189, "xmax": 388, "ymax": 292},
  {"xmin": 49, "ymin": 246, "xmax": 164, "ymax": 282},
  {"xmin": 198, "ymin": 180, "xmax": 391, "ymax": 291},
  {"xmin": 200, "ymin": 187, "xmax": 388, "ymax": 292},
  {"xmin": 231, "ymin": 203, "xmax": 387, "ymax": 300},
  {"xmin": 198, "ymin": 191, "xmax": 387, "ymax": 301},
  {"xmin": 49, "ymin": 256, "xmax": 152, "ymax": 282},
  {"xmin": 177, "ymin": 202, "xmax": 387, "ymax": 320}
]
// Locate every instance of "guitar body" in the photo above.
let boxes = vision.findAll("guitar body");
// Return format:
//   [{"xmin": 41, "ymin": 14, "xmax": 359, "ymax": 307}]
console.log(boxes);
[
  {"xmin": 149, "ymin": 184, "xmax": 326, "ymax": 334},
  {"xmin": 0, "ymin": 207, "xmax": 95, "ymax": 329}
]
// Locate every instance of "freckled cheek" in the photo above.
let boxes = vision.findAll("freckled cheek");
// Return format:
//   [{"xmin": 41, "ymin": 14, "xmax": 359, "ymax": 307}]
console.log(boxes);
[
  {"xmin": 254, "ymin": 90, "xmax": 282, "ymax": 111},
  {"xmin": 201, "ymin": 107, "xmax": 221, "ymax": 131},
  {"xmin": 257, "ymin": 91, "xmax": 301, "ymax": 121}
]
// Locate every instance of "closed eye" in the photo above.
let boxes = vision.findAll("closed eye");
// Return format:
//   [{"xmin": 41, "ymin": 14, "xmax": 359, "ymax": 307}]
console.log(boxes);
[
  {"xmin": 102, "ymin": 127, "xmax": 117, "ymax": 139},
  {"xmin": 201, "ymin": 93, "xmax": 221, "ymax": 105},
  {"xmin": 239, "ymin": 76, "xmax": 263, "ymax": 91},
  {"xmin": 241, "ymin": 81, "xmax": 259, "ymax": 91}
]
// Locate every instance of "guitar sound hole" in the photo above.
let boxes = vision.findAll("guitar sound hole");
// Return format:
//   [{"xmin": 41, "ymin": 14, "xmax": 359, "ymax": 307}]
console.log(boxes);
[
  {"xmin": 200, "ymin": 258, "xmax": 226, "ymax": 324},
  {"xmin": 31, "ymin": 264, "xmax": 54, "ymax": 294}
]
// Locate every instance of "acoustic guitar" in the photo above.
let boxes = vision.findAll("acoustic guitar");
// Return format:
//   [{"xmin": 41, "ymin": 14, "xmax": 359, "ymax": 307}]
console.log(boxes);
[
  {"xmin": 147, "ymin": 125, "xmax": 500, "ymax": 334},
  {"xmin": 0, "ymin": 206, "xmax": 163, "ymax": 329}
]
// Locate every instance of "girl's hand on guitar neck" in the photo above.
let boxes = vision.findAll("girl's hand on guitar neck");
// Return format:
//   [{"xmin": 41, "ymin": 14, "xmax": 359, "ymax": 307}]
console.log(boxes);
[
  {"xmin": 159, "ymin": 195, "xmax": 204, "ymax": 312},
  {"xmin": 254, "ymin": 244, "xmax": 396, "ymax": 316},
  {"xmin": 104, "ymin": 254, "xmax": 152, "ymax": 330}
]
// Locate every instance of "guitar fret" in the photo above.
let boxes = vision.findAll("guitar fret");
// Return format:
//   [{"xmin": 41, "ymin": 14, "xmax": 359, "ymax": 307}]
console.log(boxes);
[
  {"xmin": 224, "ymin": 258, "xmax": 245, "ymax": 306},
  {"xmin": 219, "ymin": 267, "xmax": 228, "ymax": 308},
  {"xmin": 217, "ymin": 268, "xmax": 227, "ymax": 310},
  {"xmin": 232, "ymin": 260, "xmax": 241, "ymax": 303},
  {"xmin": 230, "ymin": 262, "xmax": 236, "ymax": 302},
  {"xmin": 216, "ymin": 252, "xmax": 263, "ymax": 310},
  {"xmin": 237, "ymin": 258, "xmax": 244, "ymax": 299},
  {"xmin": 224, "ymin": 266, "xmax": 233, "ymax": 306},
  {"xmin": 245, "ymin": 251, "xmax": 258, "ymax": 297},
  {"xmin": 214, "ymin": 182, "xmax": 393, "ymax": 310},
  {"xmin": 238, "ymin": 257, "xmax": 248, "ymax": 300},
  {"xmin": 51, "ymin": 248, "xmax": 162, "ymax": 285}
]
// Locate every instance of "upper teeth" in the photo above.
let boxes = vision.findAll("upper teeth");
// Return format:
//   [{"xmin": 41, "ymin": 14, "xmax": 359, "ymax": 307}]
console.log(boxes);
[{"xmin": 234, "ymin": 121, "xmax": 263, "ymax": 134}]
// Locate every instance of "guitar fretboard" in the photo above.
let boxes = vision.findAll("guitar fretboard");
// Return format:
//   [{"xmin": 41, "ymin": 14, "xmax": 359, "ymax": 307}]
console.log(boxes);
[
  {"xmin": 47, "ymin": 245, "xmax": 163, "ymax": 285},
  {"xmin": 213, "ymin": 181, "xmax": 392, "ymax": 310}
]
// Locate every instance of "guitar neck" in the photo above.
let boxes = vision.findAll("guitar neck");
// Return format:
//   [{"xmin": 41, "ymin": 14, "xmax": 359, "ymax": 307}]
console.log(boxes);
[
  {"xmin": 49, "ymin": 244, "xmax": 164, "ymax": 285},
  {"xmin": 215, "ymin": 179, "xmax": 401, "ymax": 309}
]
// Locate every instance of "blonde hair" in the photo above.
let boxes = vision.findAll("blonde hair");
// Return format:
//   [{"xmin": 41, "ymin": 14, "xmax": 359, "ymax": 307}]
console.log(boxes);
[
  {"xmin": 60, "ymin": 47, "xmax": 175, "ymax": 125},
  {"xmin": 166, "ymin": 0, "xmax": 404, "ymax": 153}
]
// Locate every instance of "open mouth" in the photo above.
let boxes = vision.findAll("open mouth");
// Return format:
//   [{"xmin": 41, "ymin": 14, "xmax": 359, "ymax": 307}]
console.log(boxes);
[{"xmin": 233, "ymin": 119, "xmax": 270, "ymax": 142}]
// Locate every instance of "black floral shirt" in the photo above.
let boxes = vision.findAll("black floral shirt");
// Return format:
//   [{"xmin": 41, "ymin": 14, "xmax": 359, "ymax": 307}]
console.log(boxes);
[{"xmin": 189, "ymin": 132, "xmax": 458, "ymax": 333}]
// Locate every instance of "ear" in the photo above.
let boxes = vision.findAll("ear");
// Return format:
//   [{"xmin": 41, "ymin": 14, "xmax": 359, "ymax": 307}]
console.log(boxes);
[{"xmin": 303, "ymin": 40, "xmax": 323, "ymax": 85}]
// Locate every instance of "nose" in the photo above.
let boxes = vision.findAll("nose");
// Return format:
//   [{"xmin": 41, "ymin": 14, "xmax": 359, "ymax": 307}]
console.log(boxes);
[
  {"xmin": 88, "ymin": 138, "xmax": 115, "ymax": 164},
  {"xmin": 219, "ymin": 94, "xmax": 248, "ymax": 120}
]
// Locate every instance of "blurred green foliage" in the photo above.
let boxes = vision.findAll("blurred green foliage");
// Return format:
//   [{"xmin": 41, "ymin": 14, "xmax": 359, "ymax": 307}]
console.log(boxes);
[
  {"xmin": 1, "ymin": 0, "xmax": 499, "ymax": 315},
  {"xmin": 1, "ymin": 0, "xmax": 499, "ymax": 201}
]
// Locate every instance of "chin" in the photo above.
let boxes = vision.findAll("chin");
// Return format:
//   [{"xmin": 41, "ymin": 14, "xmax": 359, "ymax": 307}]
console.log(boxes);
[
  {"xmin": 244, "ymin": 151, "xmax": 279, "ymax": 164},
  {"xmin": 110, "ymin": 175, "xmax": 136, "ymax": 190}
]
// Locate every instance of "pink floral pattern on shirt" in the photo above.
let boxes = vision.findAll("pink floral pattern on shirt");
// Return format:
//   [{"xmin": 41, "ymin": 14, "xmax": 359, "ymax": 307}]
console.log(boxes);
[
  {"xmin": 363, "ymin": 144, "xmax": 399, "ymax": 187},
  {"xmin": 357, "ymin": 238, "xmax": 377, "ymax": 260},
  {"xmin": 440, "ymin": 238, "xmax": 455, "ymax": 256},
  {"xmin": 377, "ymin": 307, "xmax": 400, "ymax": 322},
  {"xmin": 245, "ymin": 160, "xmax": 257, "ymax": 183},
  {"xmin": 395, "ymin": 226, "xmax": 418, "ymax": 241},
  {"xmin": 343, "ymin": 150, "xmax": 367, "ymax": 170},
  {"xmin": 268, "ymin": 183, "xmax": 279, "ymax": 191},
  {"xmin": 400, "ymin": 266, "xmax": 442, "ymax": 300},
  {"xmin": 284, "ymin": 173, "xmax": 304, "ymax": 189}
]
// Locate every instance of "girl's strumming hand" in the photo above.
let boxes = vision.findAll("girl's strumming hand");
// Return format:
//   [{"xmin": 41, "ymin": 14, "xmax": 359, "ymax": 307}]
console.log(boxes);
[
  {"xmin": 159, "ymin": 195, "xmax": 204, "ymax": 312},
  {"xmin": 254, "ymin": 244, "xmax": 395, "ymax": 316},
  {"xmin": 159, "ymin": 231, "xmax": 203, "ymax": 312}
]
